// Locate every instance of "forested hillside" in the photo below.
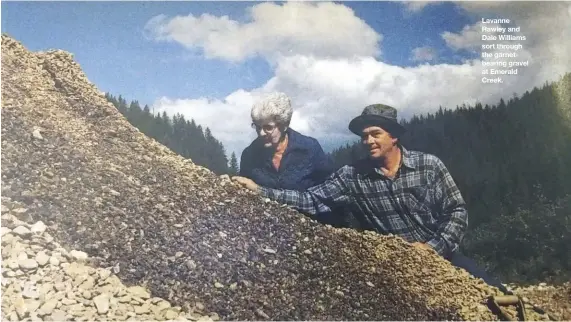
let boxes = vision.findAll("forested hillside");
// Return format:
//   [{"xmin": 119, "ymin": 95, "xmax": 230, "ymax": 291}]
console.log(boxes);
[
  {"xmin": 105, "ymin": 94, "xmax": 238, "ymax": 175},
  {"xmin": 330, "ymin": 73, "xmax": 571, "ymax": 283}
]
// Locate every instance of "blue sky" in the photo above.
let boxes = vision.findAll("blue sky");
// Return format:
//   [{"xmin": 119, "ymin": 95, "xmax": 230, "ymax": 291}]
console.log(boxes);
[
  {"xmin": 3, "ymin": 1, "xmax": 475, "ymax": 107},
  {"xmin": 2, "ymin": 1, "xmax": 569, "ymax": 159}
]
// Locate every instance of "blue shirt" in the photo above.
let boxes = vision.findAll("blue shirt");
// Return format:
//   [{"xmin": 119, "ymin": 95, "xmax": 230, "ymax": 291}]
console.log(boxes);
[
  {"xmin": 259, "ymin": 146, "xmax": 468, "ymax": 258},
  {"xmin": 240, "ymin": 128, "xmax": 335, "ymax": 191}
]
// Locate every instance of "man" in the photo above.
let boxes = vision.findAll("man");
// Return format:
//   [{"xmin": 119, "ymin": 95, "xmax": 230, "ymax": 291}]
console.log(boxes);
[{"xmin": 233, "ymin": 103, "xmax": 509, "ymax": 294}]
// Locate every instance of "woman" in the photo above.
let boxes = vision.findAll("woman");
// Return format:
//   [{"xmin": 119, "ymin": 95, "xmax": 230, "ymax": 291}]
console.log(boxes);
[{"xmin": 239, "ymin": 92, "xmax": 335, "ymax": 191}]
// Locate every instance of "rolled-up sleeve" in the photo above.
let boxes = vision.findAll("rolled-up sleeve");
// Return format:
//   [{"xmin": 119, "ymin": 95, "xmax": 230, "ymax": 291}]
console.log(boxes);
[
  {"xmin": 259, "ymin": 168, "xmax": 352, "ymax": 216},
  {"xmin": 427, "ymin": 159, "xmax": 468, "ymax": 257}
]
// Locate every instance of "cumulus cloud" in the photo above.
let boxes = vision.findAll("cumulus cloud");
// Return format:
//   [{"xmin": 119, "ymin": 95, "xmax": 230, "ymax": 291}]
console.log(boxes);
[
  {"xmin": 148, "ymin": 1, "xmax": 571, "ymax": 160},
  {"xmin": 154, "ymin": 55, "xmax": 505, "ymax": 158},
  {"xmin": 446, "ymin": 2, "xmax": 571, "ymax": 82},
  {"xmin": 411, "ymin": 46, "xmax": 437, "ymax": 62},
  {"xmin": 442, "ymin": 22, "xmax": 483, "ymax": 52},
  {"xmin": 144, "ymin": 1, "xmax": 381, "ymax": 62}
]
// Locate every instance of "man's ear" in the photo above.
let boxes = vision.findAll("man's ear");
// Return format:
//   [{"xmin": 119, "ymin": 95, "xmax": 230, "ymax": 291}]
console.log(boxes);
[{"xmin": 392, "ymin": 136, "xmax": 398, "ymax": 146}]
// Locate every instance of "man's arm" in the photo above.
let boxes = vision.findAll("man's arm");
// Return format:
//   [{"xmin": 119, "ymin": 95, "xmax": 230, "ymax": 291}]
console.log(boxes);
[
  {"xmin": 242, "ymin": 168, "xmax": 352, "ymax": 216},
  {"xmin": 426, "ymin": 158, "xmax": 468, "ymax": 257}
]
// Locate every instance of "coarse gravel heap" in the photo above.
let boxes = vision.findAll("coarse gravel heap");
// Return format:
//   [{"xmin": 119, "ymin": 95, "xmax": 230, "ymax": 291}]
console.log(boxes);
[{"xmin": 0, "ymin": 34, "xmax": 556, "ymax": 321}]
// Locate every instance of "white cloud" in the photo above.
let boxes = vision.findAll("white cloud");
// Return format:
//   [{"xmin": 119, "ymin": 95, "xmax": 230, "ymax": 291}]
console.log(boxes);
[
  {"xmin": 402, "ymin": 1, "xmax": 438, "ymax": 13},
  {"xmin": 411, "ymin": 46, "xmax": 437, "ymax": 62},
  {"xmin": 144, "ymin": 2, "xmax": 381, "ymax": 62},
  {"xmin": 442, "ymin": 22, "xmax": 483, "ymax": 52},
  {"xmin": 442, "ymin": 2, "xmax": 571, "ymax": 91},
  {"xmin": 148, "ymin": 2, "xmax": 571, "ymax": 161}
]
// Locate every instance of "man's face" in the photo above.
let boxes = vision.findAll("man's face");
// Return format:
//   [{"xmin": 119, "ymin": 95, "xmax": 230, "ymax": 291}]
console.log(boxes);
[
  {"xmin": 252, "ymin": 120, "xmax": 283, "ymax": 148},
  {"xmin": 360, "ymin": 126, "xmax": 397, "ymax": 159}
]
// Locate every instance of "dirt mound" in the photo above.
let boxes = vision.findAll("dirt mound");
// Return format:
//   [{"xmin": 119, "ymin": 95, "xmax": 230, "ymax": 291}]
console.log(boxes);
[{"xmin": 0, "ymin": 34, "xmax": 555, "ymax": 320}]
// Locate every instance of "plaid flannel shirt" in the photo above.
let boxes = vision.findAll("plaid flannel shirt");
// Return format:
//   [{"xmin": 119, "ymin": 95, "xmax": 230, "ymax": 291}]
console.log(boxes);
[{"xmin": 259, "ymin": 146, "xmax": 468, "ymax": 257}]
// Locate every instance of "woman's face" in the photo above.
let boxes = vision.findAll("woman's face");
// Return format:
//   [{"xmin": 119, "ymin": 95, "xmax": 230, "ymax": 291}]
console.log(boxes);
[{"xmin": 252, "ymin": 120, "xmax": 284, "ymax": 148}]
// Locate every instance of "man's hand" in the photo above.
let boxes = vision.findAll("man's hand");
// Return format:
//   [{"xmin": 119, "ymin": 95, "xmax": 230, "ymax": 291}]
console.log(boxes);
[
  {"xmin": 232, "ymin": 176, "xmax": 259, "ymax": 193},
  {"xmin": 412, "ymin": 242, "xmax": 437, "ymax": 254}
]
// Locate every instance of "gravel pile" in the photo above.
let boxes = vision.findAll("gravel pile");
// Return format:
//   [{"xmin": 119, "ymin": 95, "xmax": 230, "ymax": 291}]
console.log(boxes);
[
  {"xmin": 1, "ymin": 203, "xmax": 215, "ymax": 321},
  {"xmin": 0, "ymin": 34, "xmax": 558, "ymax": 320}
]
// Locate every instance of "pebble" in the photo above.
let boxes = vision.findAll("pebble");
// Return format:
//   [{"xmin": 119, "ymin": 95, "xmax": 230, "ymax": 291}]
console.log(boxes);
[
  {"xmin": 19, "ymin": 258, "xmax": 39, "ymax": 270},
  {"xmin": 13, "ymin": 226, "xmax": 31, "ymax": 236},
  {"xmin": 30, "ymin": 221, "xmax": 47, "ymax": 234},
  {"xmin": 32, "ymin": 128, "xmax": 43, "ymax": 140},
  {"xmin": 69, "ymin": 250, "xmax": 88, "ymax": 261},
  {"xmin": 35, "ymin": 251, "xmax": 50, "ymax": 266}
]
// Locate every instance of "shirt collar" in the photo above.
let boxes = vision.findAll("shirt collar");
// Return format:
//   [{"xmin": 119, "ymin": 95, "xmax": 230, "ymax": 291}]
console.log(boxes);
[
  {"xmin": 400, "ymin": 146, "xmax": 418, "ymax": 170},
  {"xmin": 361, "ymin": 145, "xmax": 418, "ymax": 177}
]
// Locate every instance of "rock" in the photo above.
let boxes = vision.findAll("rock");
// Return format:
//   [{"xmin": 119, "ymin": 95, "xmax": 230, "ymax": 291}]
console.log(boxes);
[
  {"xmin": 25, "ymin": 299, "xmax": 42, "ymax": 313},
  {"xmin": 22, "ymin": 283, "xmax": 40, "ymax": 299},
  {"xmin": 19, "ymin": 258, "xmax": 39, "ymax": 270},
  {"xmin": 256, "ymin": 309, "xmax": 270, "ymax": 319},
  {"xmin": 7, "ymin": 258, "xmax": 20, "ymax": 270},
  {"xmin": 78, "ymin": 276, "xmax": 95, "ymax": 290},
  {"xmin": 164, "ymin": 308, "xmax": 179, "ymax": 320},
  {"xmin": 47, "ymin": 310, "xmax": 68, "ymax": 321},
  {"xmin": 93, "ymin": 294, "xmax": 110, "ymax": 314},
  {"xmin": 30, "ymin": 222, "xmax": 47, "ymax": 234},
  {"xmin": 38, "ymin": 299, "xmax": 59, "ymax": 316},
  {"xmin": 15, "ymin": 296, "xmax": 28, "ymax": 319},
  {"xmin": 82, "ymin": 290, "xmax": 92, "ymax": 300},
  {"xmin": 69, "ymin": 250, "xmax": 88, "ymax": 261},
  {"xmin": 98, "ymin": 269, "xmax": 111, "ymax": 281},
  {"xmin": 1, "ymin": 227, "xmax": 12, "ymax": 236},
  {"xmin": 32, "ymin": 128, "xmax": 43, "ymax": 140},
  {"xmin": 134, "ymin": 303, "xmax": 151, "ymax": 314},
  {"xmin": 127, "ymin": 286, "xmax": 150, "ymax": 299},
  {"xmin": 49, "ymin": 256, "xmax": 60, "ymax": 266},
  {"xmin": 35, "ymin": 251, "xmax": 50, "ymax": 266},
  {"xmin": 186, "ymin": 260, "xmax": 197, "ymax": 270},
  {"xmin": 12, "ymin": 226, "xmax": 31, "ymax": 237}
]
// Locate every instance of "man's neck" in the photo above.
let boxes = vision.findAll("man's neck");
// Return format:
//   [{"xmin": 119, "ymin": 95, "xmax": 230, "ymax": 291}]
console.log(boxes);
[{"xmin": 378, "ymin": 145, "xmax": 402, "ymax": 178}]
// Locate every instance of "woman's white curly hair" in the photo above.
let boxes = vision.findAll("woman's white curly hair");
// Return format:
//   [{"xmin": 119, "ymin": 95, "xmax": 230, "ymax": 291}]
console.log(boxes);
[{"xmin": 251, "ymin": 92, "xmax": 293, "ymax": 128}]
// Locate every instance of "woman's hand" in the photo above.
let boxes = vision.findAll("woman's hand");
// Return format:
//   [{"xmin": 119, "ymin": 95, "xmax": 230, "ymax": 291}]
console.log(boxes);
[{"xmin": 232, "ymin": 176, "xmax": 259, "ymax": 193}]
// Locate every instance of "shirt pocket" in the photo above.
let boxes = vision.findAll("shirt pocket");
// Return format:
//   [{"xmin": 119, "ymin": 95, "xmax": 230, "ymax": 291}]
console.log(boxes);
[{"xmin": 402, "ymin": 186, "xmax": 435, "ymax": 219}]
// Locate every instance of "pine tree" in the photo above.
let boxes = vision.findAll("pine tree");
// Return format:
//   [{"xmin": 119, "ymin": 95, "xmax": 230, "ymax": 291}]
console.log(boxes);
[{"xmin": 229, "ymin": 152, "xmax": 239, "ymax": 175}]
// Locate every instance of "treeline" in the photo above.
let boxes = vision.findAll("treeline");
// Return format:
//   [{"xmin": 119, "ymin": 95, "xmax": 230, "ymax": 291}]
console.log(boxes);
[
  {"xmin": 105, "ymin": 93, "xmax": 239, "ymax": 175},
  {"xmin": 330, "ymin": 73, "xmax": 571, "ymax": 283}
]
